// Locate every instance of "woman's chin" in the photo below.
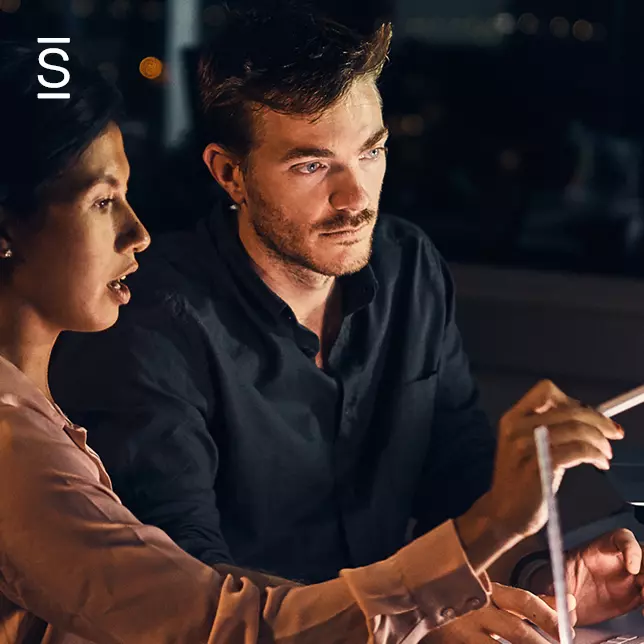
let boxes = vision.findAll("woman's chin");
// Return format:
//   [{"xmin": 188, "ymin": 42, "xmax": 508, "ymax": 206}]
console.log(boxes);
[{"xmin": 64, "ymin": 306, "xmax": 120, "ymax": 334}]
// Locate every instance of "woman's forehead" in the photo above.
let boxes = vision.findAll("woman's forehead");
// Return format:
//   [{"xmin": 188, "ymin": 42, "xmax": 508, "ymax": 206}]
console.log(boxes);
[{"xmin": 47, "ymin": 126, "xmax": 129, "ymax": 201}]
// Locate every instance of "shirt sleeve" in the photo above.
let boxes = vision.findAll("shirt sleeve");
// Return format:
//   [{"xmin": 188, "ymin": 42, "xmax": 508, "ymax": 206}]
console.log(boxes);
[
  {"xmin": 0, "ymin": 408, "xmax": 490, "ymax": 643},
  {"xmin": 50, "ymin": 295, "xmax": 233, "ymax": 566},
  {"xmin": 413, "ymin": 251, "xmax": 497, "ymax": 536}
]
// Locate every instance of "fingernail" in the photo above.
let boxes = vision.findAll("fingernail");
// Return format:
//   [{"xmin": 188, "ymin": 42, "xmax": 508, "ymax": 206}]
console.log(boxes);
[{"xmin": 614, "ymin": 421, "xmax": 625, "ymax": 436}]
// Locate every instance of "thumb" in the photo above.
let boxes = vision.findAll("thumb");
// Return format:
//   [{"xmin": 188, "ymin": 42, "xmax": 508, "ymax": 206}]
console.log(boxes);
[{"xmin": 611, "ymin": 529, "xmax": 643, "ymax": 576}]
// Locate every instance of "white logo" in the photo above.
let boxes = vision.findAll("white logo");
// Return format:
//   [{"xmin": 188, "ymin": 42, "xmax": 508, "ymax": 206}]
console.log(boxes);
[{"xmin": 37, "ymin": 38, "xmax": 71, "ymax": 100}]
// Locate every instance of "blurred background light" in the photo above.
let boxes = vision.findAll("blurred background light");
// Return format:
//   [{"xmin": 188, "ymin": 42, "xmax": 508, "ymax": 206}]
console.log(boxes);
[{"xmin": 139, "ymin": 56, "xmax": 163, "ymax": 80}]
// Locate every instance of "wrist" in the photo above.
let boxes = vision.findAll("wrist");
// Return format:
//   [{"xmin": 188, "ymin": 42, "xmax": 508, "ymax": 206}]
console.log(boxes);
[{"xmin": 455, "ymin": 493, "xmax": 522, "ymax": 574}]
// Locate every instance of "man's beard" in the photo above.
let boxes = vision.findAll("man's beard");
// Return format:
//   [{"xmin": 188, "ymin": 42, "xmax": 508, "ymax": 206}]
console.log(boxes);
[{"xmin": 247, "ymin": 189, "xmax": 377, "ymax": 277}]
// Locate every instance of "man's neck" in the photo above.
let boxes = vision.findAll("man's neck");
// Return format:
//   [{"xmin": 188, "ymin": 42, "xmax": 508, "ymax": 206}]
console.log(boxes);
[{"xmin": 237, "ymin": 214, "xmax": 336, "ymax": 327}]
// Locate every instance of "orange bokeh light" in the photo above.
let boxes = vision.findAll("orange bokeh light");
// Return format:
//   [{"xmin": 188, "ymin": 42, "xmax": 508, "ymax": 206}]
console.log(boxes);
[{"xmin": 139, "ymin": 56, "xmax": 163, "ymax": 80}]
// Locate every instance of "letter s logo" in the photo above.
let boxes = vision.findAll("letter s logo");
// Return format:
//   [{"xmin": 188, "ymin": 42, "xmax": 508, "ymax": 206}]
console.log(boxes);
[{"xmin": 38, "ymin": 48, "xmax": 70, "ymax": 89}]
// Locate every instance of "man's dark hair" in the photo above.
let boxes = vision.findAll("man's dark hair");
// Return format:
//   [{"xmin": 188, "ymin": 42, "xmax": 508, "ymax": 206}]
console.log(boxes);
[
  {"xmin": 0, "ymin": 42, "xmax": 122, "ymax": 219},
  {"xmin": 198, "ymin": 6, "xmax": 392, "ymax": 161}
]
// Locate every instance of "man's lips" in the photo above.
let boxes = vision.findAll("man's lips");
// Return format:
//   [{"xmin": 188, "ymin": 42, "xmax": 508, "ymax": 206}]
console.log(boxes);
[{"xmin": 320, "ymin": 222, "xmax": 370, "ymax": 236}]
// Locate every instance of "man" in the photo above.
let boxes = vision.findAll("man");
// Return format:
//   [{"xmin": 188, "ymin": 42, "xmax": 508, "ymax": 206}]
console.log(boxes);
[{"xmin": 51, "ymin": 7, "xmax": 644, "ymax": 641}]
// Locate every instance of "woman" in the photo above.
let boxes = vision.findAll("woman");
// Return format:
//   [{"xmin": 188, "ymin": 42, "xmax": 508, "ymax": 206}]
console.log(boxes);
[{"xmin": 0, "ymin": 42, "xmax": 605, "ymax": 644}]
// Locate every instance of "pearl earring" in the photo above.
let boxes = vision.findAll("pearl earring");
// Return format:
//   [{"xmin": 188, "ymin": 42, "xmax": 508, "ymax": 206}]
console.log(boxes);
[{"xmin": 0, "ymin": 249, "xmax": 12, "ymax": 259}]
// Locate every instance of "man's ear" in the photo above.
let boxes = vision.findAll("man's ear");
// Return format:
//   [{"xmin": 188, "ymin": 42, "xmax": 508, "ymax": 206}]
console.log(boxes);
[
  {"xmin": 0, "ymin": 206, "xmax": 13, "ymax": 255},
  {"xmin": 202, "ymin": 143, "xmax": 247, "ymax": 208}
]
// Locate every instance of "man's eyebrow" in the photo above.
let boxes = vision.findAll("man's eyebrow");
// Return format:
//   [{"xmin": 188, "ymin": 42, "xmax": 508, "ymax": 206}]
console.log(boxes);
[
  {"xmin": 359, "ymin": 126, "xmax": 389, "ymax": 153},
  {"xmin": 279, "ymin": 146, "xmax": 335, "ymax": 163},
  {"xmin": 279, "ymin": 126, "xmax": 390, "ymax": 164}
]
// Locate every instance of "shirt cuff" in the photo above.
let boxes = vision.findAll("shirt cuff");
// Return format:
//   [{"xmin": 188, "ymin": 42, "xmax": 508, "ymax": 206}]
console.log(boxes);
[{"xmin": 341, "ymin": 520, "xmax": 490, "ymax": 641}]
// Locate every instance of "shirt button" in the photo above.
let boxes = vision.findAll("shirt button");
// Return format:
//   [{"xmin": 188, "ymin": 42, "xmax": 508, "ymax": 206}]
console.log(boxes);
[
  {"xmin": 466, "ymin": 597, "xmax": 482, "ymax": 610},
  {"xmin": 440, "ymin": 607, "xmax": 456, "ymax": 621}
]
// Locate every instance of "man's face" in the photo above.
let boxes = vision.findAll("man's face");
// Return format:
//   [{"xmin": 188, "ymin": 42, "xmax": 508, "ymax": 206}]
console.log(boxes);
[{"xmin": 240, "ymin": 78, "xmax": 388, "ymax": 277}]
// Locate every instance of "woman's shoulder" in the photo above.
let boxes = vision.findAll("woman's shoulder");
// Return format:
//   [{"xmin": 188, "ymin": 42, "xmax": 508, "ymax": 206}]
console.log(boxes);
[
  {"xmin": 0, "ymin": 392, "xmax": 99, "ymax": 486},
  {"xmin": 0, "ymin": 357, "xmax": 69, "ymax": 440},
  {"xmin": 0, "ymin": 395, "xmax": 67, "ymax": 459}
]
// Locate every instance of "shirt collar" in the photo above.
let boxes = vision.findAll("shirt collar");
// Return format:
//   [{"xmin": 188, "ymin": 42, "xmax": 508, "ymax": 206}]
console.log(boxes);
[
  {"xmin": 206, "ymin": 203, "xmax": 289, "ymax": 321},
  {"xmin": 0, "ymin": 353, "xmax": 69, "ymax": 427},
  {"xmin": 205, "ymin": 203, "xmax": 379, "ymax": 324}
]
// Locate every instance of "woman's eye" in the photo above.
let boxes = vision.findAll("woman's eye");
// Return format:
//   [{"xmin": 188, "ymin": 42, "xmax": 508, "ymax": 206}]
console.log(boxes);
[{"xmin": 96, "ymin": 198, "xmax": 114, "ymax": 210}]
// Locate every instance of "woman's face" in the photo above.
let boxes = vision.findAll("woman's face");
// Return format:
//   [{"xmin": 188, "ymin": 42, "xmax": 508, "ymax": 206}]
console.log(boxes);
[{"xmin": 5, "ymin": 123, "xmax": 150, "ymax": 333}]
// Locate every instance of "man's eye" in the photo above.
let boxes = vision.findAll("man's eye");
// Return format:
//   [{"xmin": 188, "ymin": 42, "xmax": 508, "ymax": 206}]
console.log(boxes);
[
  {"xmin": 363, "ymin": 147, "xmax": 387, "ymax": 160},
  {"xmin": 296, "ymin": 162, "xmax": 323, "ymax": 175}
]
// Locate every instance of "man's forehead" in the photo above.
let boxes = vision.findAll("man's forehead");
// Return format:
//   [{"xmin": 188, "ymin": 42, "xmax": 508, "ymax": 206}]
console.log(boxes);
[{"xmin": 255, "ymin": 80, "xmax": 384, "ymax": 151}]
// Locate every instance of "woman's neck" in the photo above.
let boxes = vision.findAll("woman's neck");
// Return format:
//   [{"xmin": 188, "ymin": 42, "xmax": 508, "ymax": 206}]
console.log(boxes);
[{"xmin": 0, "ymin": 298, "xmax": 57, "ymax": 403}]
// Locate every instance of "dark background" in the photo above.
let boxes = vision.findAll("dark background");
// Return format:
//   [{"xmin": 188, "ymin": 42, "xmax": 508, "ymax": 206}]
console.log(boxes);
[{"xmin": 4, "ymin": 0, "xmax": 644, "ymax": 277}]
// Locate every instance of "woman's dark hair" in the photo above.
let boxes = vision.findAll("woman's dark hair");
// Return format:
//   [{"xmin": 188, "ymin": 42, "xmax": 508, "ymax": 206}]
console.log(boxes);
[
  {"xmin": 0, "ymin": 42, "xmax": 123, "ymax": 219},
  {"xmin": 198, "ymin": 6, "xmax": 392, "ymax": 162}
]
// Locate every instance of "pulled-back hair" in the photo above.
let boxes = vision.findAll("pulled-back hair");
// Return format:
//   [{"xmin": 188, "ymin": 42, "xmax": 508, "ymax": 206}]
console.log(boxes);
[
  {"xmin": 0, "ymin": 42, "xmax": 122, "ymax": 219},
  {"xmin": 198, "ymin": 7, "xmax": 392, "ymax": 160}
]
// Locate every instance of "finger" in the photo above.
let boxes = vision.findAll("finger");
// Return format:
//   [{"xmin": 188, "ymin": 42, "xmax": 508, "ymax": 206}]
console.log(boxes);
[
  {"xmin": 550, "ymin": 442, "xmax": 611, "ymax": 473},
  {"xmin": 540, "ymin": 594, "xmax": 578, "ymax": 627},
  {"xmin": 506, "ymin": 380, "xmax": 572, "ymax": 419},
  {"xmin": 541, "ymin": 422, "xmax": 614, "ymax": 460},
  {"xmin": 612, "ymin": 529, "xmax": 643, "ymax": 575},
  {"xmin": 491, "ymin": 585, "xmax": 559, "ymax": 639},
  {"xmin": 461, "ymin": 634, "xmax": 494, "ymax": 644},
  {"xmin": 483, "ymin": 609, "xmax": 555, "ymax": 644},
  {"xmin": 535, "ymin": 407, "xmax": 623, "ymax": 441},
  {"xmin": 540, "ymin": 594, "xmax": 576, "ymax": 613}
]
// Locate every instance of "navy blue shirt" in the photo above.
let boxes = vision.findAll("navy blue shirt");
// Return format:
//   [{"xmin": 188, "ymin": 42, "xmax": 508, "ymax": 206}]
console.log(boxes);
[{"xmin": 51, "ymin": 207, "xmax": 496, "ymax": 583}]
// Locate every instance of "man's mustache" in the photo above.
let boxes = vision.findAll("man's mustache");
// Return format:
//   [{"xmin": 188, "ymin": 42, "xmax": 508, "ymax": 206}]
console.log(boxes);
[{"xmin": 314, "ymin": 209, "xmax": 376, "ymax": 233}]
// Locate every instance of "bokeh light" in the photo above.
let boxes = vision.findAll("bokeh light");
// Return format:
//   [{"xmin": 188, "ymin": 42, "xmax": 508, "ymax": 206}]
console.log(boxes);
[
  {"xmin": 494, "ymin": 13, "xmax": 516, "ymax": 36},
  {"xmin": 139, "ymin": 56, "xmax": 163, "ymax": 80},
  {"xmin": 517, "ymin": 13, "xmax": 539, "ymax": 36},
  {"xmin": 550, "ymin": 17, "xmax": 569, "ymax": 39},
  {"xmin": 573, "ymin": 20, "xmax": 594, "ymax": 42},
  {"xmin": 3, "ymin": 0, "xmax": 22, "ymax": 13}
]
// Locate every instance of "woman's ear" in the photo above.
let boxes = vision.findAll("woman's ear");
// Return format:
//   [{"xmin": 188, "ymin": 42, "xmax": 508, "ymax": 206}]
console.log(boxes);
[{"xmin": 202, "ymin": 143, "xmax": 247, "ymax": 208}]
